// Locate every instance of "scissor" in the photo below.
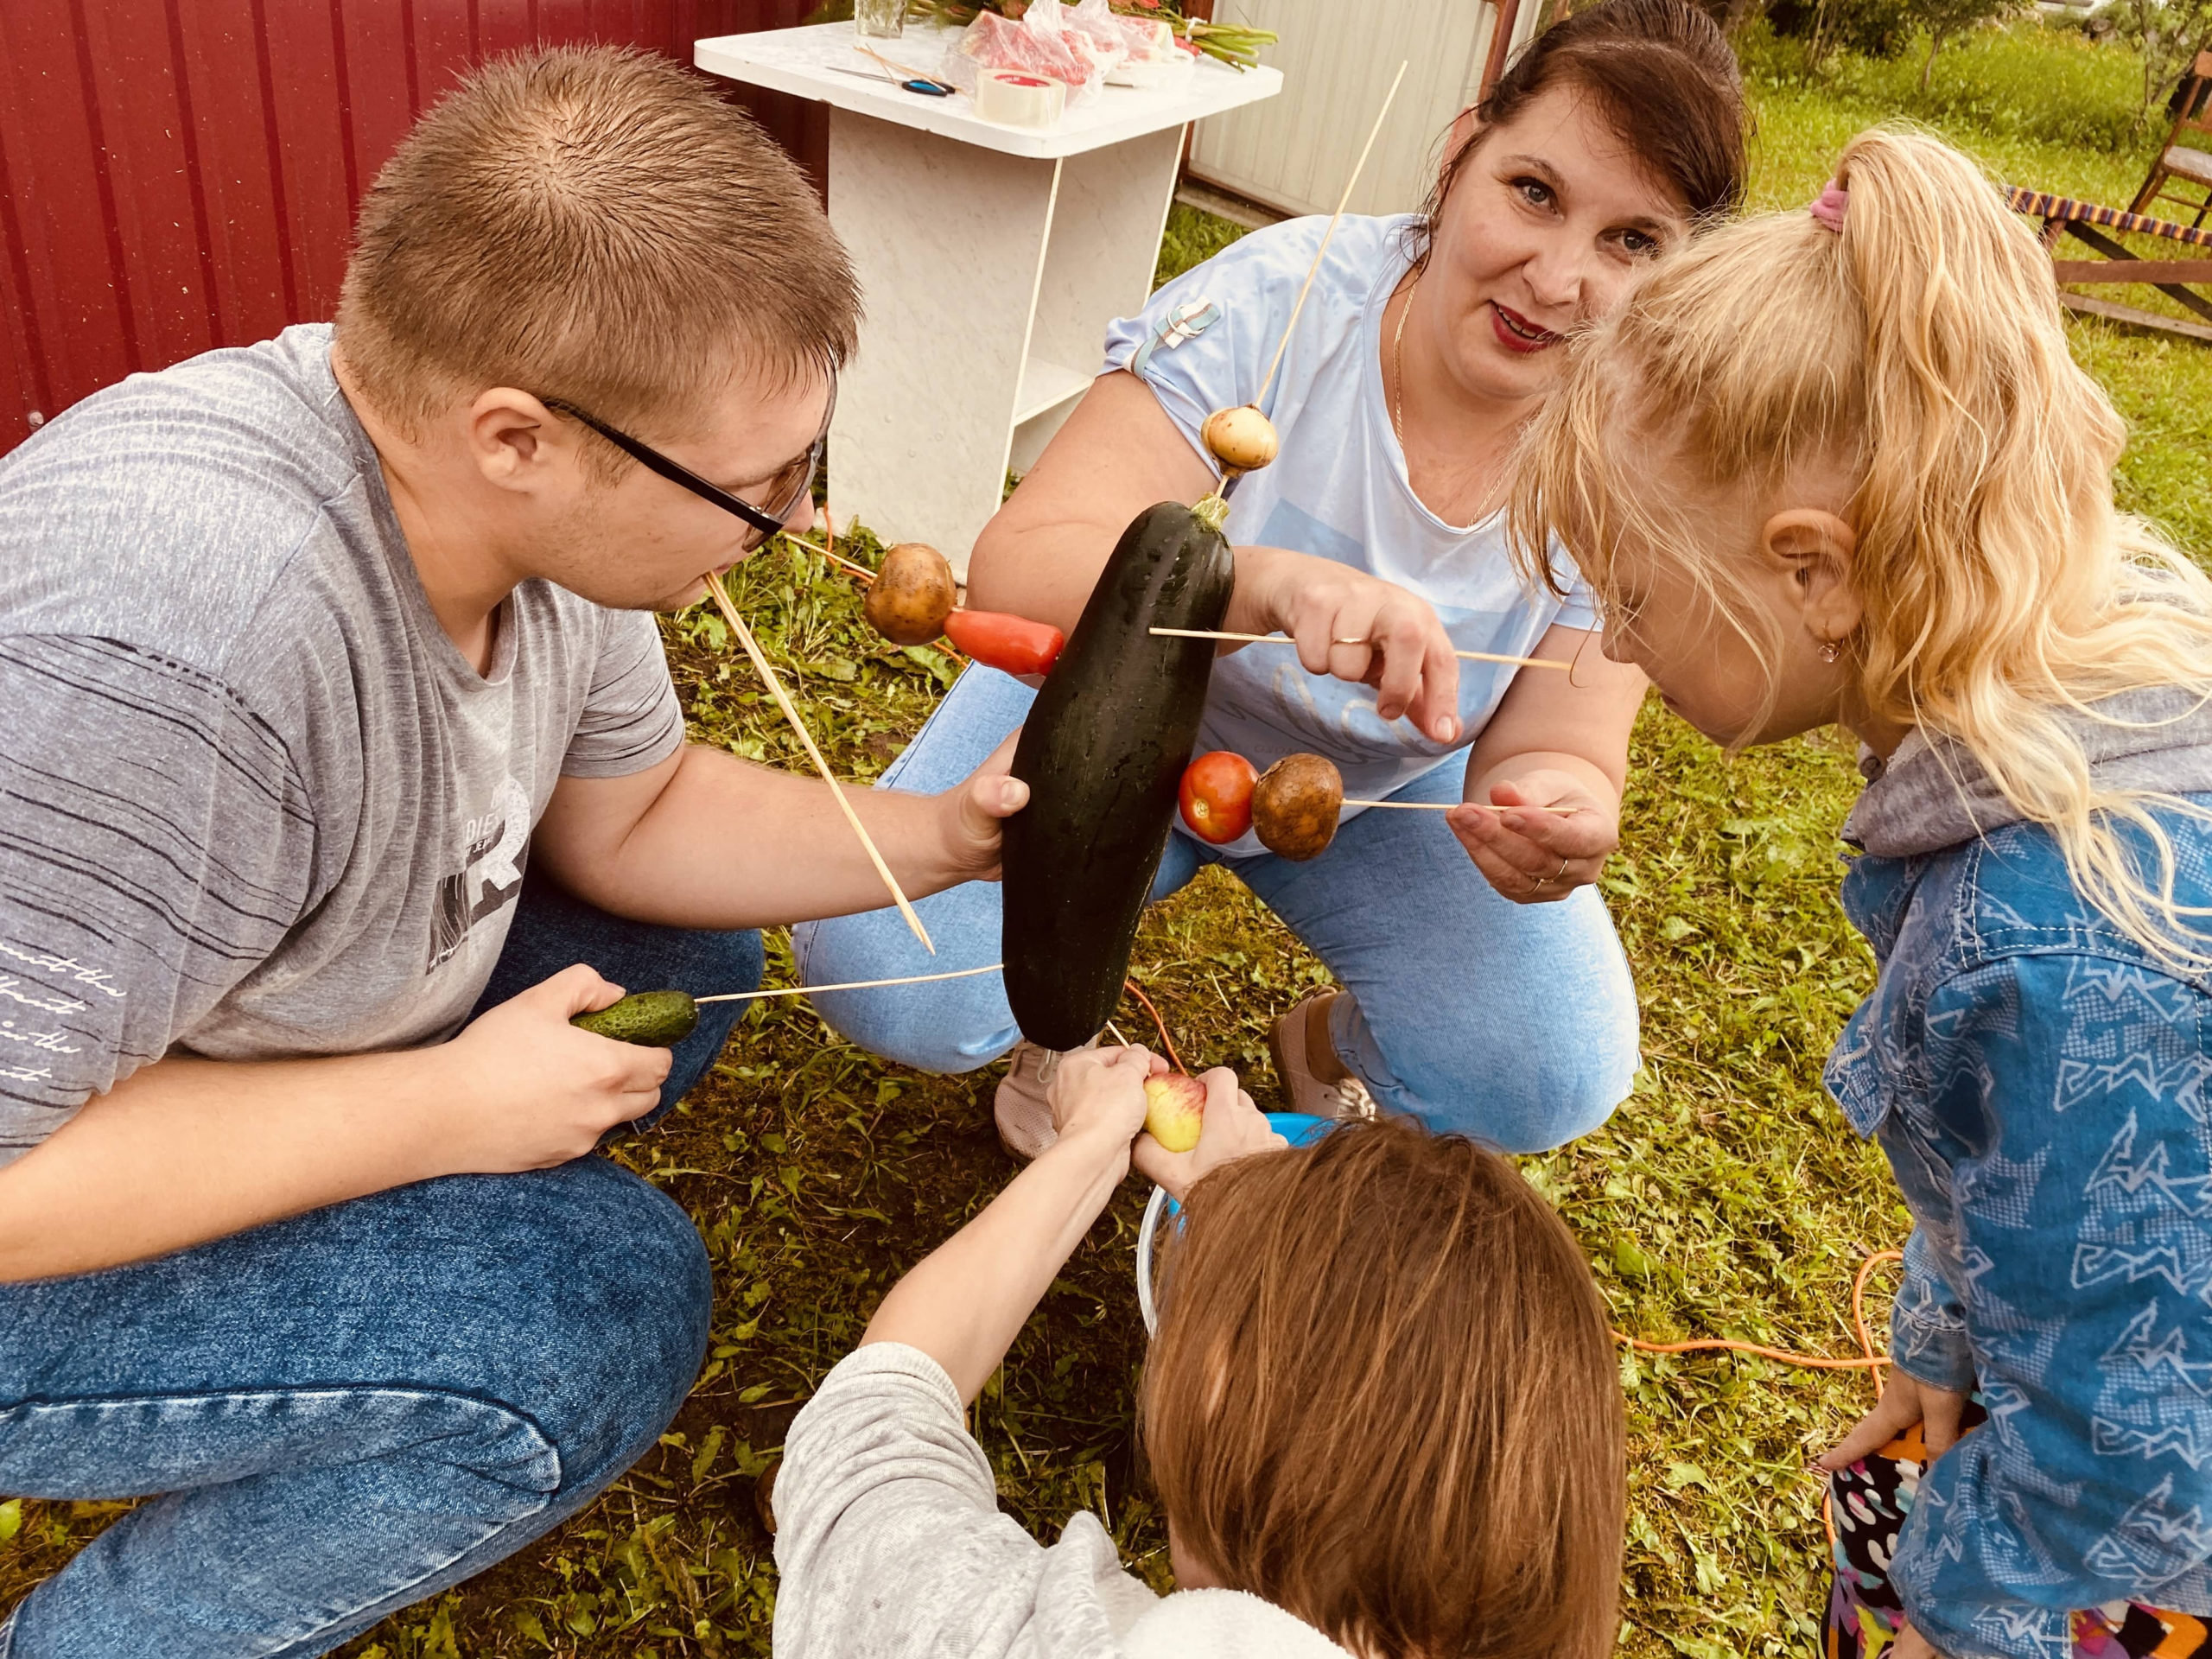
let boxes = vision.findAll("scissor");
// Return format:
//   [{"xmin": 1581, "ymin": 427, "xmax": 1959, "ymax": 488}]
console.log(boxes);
[
  {"xmin": 841, "ymin": 44, "xmax": 957, "ymax": 96},
  {"xmin": 826, "ymin": 64, "xmax": 955, "ymax": 96}
]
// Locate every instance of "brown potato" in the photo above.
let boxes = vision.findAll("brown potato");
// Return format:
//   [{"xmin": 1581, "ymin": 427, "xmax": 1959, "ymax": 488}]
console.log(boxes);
[
  {"xmin": 864, "ymin": 542, "xmax": 957, "ymax": 645},
  {"xmin": 1200, "ymin": 404, "xmax": 1280, "ymax": 474},
  {"xmin": 1250, "ymin": 753, "xmax": 1343, "ymax": 861}
]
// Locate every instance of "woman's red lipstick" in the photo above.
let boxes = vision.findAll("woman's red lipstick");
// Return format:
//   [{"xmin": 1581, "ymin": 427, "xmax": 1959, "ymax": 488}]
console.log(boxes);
[{"xmin": 1491, "ymin": 302, "xmax": 1560, "ymax": 354}]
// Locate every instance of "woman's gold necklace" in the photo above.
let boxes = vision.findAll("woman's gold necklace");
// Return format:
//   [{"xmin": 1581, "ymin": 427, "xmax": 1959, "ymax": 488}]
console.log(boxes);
[
  {"xmin": 1390, "ymin": 270, "xmax": 1417, "ymax": 451},
  {"xmin": 1394, "ymin": 271, "xmax": 1513, "ymax": 524}
]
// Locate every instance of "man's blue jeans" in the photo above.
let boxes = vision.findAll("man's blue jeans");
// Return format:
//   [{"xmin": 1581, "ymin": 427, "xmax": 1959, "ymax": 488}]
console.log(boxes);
[
  {"xmin": 0, "ymin": 876, "xmax": 761, "ymax": 1658},
  {"xmin": 797, "ymin": 666, "xmax": 1641, "ymax": 1153}
]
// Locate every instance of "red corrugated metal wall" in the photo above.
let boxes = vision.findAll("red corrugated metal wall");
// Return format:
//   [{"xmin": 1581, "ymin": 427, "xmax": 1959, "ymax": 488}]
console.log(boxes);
[{"xmin": 0, "ymin": 0, "xmax": 824, "ymax": 453}]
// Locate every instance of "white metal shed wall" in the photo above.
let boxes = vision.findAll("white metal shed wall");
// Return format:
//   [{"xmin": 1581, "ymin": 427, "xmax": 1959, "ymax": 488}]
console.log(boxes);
[{"xmin": 1187, "ymin": 0, "xmax": 1547, "ymax": 219}]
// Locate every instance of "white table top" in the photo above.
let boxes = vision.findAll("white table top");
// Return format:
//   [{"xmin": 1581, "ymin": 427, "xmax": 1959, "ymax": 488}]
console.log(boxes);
[{"xmin": 694, "ymin": 21, "xmax": 1282, "ymax": 160}]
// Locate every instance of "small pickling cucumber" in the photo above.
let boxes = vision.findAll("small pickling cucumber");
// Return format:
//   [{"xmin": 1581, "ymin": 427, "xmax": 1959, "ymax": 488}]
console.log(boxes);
[{"xmin": 570, "ymin": 990, "xmax": 700, "ymax": 1047}]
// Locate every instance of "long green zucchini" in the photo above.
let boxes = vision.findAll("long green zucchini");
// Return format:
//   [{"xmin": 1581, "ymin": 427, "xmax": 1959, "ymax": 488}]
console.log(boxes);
[{"xmin": 1001, "ymin": 502, "xmax": 1236, "ymax": 1050}]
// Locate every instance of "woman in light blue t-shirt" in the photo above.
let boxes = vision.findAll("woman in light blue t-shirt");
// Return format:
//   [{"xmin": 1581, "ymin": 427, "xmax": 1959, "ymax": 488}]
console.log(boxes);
[{"xmin": 801, "ymin": 0, "xmax": 1747, "ymax": 1154}]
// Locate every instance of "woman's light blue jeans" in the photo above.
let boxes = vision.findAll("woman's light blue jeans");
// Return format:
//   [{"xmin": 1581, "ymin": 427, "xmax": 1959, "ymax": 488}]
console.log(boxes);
[
  {"xmin": 0, "ymin": 875, "xmax": 761, "ymax": 1658},
  {"xmin": 796, "ymin": 667, "xmax": 1640, "ymax": 1153}
]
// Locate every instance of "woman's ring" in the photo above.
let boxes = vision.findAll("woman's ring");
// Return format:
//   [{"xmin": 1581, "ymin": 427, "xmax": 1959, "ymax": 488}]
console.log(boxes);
[{"xmin": 1527, "ymin": 855, "xmax": 1571, "ymax": 893}]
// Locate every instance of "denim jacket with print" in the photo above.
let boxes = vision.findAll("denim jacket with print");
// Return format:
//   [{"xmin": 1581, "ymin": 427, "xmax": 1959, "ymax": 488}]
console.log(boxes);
[{"xmin": 1825, "ymin": 800, "xmax": 2212, "ymax": 1659}]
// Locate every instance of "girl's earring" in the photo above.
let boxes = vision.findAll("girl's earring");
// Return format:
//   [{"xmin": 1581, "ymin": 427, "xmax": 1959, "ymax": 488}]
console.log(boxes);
[{"xmin": 1817, "ymin": 638, "xmax": 1843, "ymax": 664}]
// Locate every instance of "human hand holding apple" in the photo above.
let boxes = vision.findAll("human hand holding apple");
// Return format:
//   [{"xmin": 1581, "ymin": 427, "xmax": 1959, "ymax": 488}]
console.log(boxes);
[
  {"xmin": 1134, "ymin": 1067, "xmax": 1287, "ymax": 1202},
  {"xmin": 1040, "ymin": 1048, "xmax": 1286, "ymax": 1198},
  {"xmin": 1046, "ymin": 1044, "xmax": 1164, "ymax": 1173}
]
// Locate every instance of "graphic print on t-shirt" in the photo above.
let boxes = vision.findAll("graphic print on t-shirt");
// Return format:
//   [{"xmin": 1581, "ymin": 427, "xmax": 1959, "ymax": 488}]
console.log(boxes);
[{"xmin": 427, "ymin": 776, "xmax": 530, "ymax": 971}]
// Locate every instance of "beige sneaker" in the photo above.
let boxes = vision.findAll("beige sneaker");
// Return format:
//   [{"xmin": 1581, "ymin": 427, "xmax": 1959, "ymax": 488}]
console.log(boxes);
[
  {"xmin": 994, "ymin": 1037, "xmax": 1099, "ymax": 1161},
  {"xmin": 1269, "ymin": 992, "xmax": 1377, "ymax": 1121}
]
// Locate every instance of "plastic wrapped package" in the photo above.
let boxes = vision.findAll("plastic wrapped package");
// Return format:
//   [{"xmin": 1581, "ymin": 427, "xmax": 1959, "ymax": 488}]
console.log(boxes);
[
  {"xmin": 1063, "ymin": 0, "xmax": 1142, "ymax": 56},
  {"xmin": 938, "ymin": 5, "xmax": 1114, "ymax": 106},
  {"xmin": 1068, "ymin": 0, "xmax": 1195, "ymax": 86}
]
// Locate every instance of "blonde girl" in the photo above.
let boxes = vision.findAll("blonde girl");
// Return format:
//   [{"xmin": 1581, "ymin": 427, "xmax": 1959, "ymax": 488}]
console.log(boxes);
[{"xmin": 1514, "ymin": 127, "xmax": 2212, "ymax": 1658}]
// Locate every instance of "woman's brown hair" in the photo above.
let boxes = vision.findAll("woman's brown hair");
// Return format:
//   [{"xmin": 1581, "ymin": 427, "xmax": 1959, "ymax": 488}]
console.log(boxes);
[
  {"xmin": 1141, "ymin": 1117, "xmax": 1626, "ymax": 1659},
  {"xmin": 1409, "ymin": 0, "xmax": 1747, "ymax": 276}
]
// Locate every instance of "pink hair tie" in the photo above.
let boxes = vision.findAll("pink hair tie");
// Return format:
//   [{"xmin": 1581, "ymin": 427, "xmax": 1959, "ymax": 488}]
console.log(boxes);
[{"xmin": 1810, "ymin": 178, "xmax": 1848, "ymax": 233}]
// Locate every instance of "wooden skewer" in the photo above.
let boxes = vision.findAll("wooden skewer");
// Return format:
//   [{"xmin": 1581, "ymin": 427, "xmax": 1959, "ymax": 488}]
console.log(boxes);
[
  {"xmin": 1346, "ymin": 798, "xmax": 1576, "ymax": 815},
  {"xmin": 781, "ymin": 531, "xmax": 880, "ymax": 587},
  {"xmin": 1192, "ymin": 65, "xmax": 1408, "ymax": 531},
  {"xmin": 697, "ymin": 962, "xmax": 1001, "ymax": 1005},
  {"xmin": 1149, "ymin": 626, "xmax": 1571, "ymax": 672},
  {"xmin": 1255, "ymin": 60, "xmax": 1408, "ymax": 410},
  {"xmin": 854, "ymin": 42, "xmax": 947, "ymax": 87},
  {"xmin": 703, "ymin": 570, "xmax": 937, "ymax": 956}
]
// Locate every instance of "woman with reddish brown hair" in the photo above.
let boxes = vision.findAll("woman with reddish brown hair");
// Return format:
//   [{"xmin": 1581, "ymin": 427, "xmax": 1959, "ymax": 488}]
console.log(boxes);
[
  {"xmin": 769, "ymin": 1046, "xmax": 1626, "ymax": 1658},
  {"xmin": 803, "ymin": 0, "xmax": 1747, "ymax": 1163}
]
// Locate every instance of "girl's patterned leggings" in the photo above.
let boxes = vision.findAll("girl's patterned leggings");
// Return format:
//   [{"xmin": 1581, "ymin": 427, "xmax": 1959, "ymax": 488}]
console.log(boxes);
[{"xmin": 1826, "ymin": 1403, "xmax": 2206, "ymax": 1658}]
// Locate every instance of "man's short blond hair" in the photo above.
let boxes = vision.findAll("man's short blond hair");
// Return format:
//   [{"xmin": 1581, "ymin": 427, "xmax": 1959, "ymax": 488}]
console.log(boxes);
[{"xmin": 337, "ymin": 46, "xmax": 859, "ymax": 441}]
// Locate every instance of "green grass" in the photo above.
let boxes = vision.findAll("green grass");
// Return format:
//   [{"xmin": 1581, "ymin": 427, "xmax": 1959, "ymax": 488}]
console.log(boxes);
[
  {"xmin": 4, "ymin": 23, "xmax": 2208, "ymax": 1658},
  {"xmin": 1741, "ymin": 17, "xmax": 2157, "ymax": 153},
  {"xmin": 1156, "ymin": 200, "xmax": 1249, "ymax": 290}
]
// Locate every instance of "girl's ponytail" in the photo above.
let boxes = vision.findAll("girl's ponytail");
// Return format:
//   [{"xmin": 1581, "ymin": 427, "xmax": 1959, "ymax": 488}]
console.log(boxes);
[
  {"xmin": 1516, "ymin": 125, "xmax": 2212, "ymax": 967},
  {"xmin": 1824, "ymin": 130, "xmax": 2132, "ymax": 733}
]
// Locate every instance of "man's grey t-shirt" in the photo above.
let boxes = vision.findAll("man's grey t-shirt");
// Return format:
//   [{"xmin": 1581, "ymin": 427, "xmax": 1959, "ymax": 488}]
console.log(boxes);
[{"xmin": 0, "ymin": 324, "xmax": 684, "ymax": 1167}]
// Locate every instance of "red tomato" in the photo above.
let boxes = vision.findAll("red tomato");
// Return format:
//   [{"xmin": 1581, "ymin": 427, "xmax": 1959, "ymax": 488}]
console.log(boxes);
[
  {"xmin": 1179, "ymin": 751, "xmax": 1257, "ymax": 844},
  {"xmin": 942, "ymin": 608, "xmax": 1066, "ymax": 677}
]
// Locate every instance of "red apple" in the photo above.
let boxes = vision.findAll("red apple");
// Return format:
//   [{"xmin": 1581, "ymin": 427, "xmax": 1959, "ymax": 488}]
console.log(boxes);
[{"xmin": 1141, "ymin": 1072, "xmax": 1206, "ymax": 1153}]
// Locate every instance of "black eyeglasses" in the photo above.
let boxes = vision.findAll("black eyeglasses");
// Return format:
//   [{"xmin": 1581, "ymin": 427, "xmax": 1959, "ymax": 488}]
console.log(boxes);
[{"xmin": 541, "ymin": 383, "xmax": 835, "ymax": 551}]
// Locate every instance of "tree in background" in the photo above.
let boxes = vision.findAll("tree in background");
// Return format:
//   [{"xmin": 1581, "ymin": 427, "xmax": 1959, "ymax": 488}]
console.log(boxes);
[
  {"xmin": 1911, "ymin": 0, "xmax": 2016, "ymax": 84},
  {"xmin": 1764, "ymin": 0, "xmax": 1918, "ymax": 70},
  {"xmin": 2105, "ymin": 0, "xmax": 2212, "ymax": 129}
]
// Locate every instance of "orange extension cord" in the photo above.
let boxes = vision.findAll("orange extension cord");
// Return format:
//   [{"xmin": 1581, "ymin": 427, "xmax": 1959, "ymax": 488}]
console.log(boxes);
[
  {"xmin": 1121, "ymin": 977, "xmax": 1188, "ymax": 1074},
  {"xmin": 1614, "ymin": 1249, "xmax": 1903, "ymax": 1402}
]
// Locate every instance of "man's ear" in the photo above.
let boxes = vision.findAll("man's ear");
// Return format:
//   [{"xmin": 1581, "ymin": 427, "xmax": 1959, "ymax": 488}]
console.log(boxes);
[
  {"xmin": 1760, "ymin": 507, "xmax": 1863, "ymax": 646},
  {"xmin": 467, "ymin": 388, "xmax": 566, "ymax": 493}
]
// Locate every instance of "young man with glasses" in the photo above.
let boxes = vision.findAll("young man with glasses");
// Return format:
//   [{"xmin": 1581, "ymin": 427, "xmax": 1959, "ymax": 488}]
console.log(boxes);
[{"xmin": 0, "ymin": 48, "xmax": 1025, "ymax": 1656}]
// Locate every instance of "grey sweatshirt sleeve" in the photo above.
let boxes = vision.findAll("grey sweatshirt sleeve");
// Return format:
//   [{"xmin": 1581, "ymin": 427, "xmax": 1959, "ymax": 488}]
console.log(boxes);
[
  {"xmin": 772, "ymin": 1342, "xmax": 1154, "ymax": 1659},
  {"xmin": 0, "ymin": 635, "xmax": 315, "ymax": 1166}
]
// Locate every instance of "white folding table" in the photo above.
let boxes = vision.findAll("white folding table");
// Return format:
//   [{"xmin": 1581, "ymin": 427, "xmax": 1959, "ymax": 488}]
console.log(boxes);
[{"xmin": 694, "ymin": 22, "xmax": 1282, "ymax": 569}]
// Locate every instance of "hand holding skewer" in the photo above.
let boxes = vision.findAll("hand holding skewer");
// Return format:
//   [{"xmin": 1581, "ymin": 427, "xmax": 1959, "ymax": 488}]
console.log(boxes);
[
  {"xmin": 1183, "ymin": 368, "xmax": 1475, "ymax": 743},
  {"xmin": 1451, "ymin": 769, "xmax": 1620, "ymax": 906}
]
